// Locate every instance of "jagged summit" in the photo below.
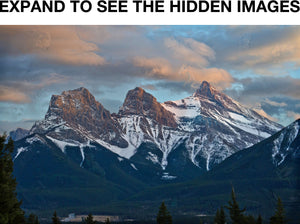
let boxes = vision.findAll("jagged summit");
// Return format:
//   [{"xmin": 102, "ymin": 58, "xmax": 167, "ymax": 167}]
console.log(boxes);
[
  {"xmin": 52, "ymin": 87, "xmax": 99, "ymax": 109},
  {"xmin": 28, "ymin": 85, "xmax": 282, "ymax": 172},
  {"xmin": 62, "ymin": 86, "xmax": 89, "ymax": 94},
  {"xmin": 193, "ymin": 81, "xmax": 218, "ymax": 98},
  {"xmin": 46, "ymin": 87, "xmax": 111, "ymax": 123},
  {"xmin": 120, "ymin": 87, "xmax": 151, "ymax": 115},
  {"xmin": 119, "ymin": 87, "xmax": 177, "ymax": 128},
  {"xmin": 31, "ymin": 87, "xmax": 127, "ymax": 147}
]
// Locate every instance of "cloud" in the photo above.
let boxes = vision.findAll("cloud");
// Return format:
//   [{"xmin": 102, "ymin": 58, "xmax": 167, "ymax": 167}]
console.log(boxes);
[
  {"xmin": 0, "ymin": 26, "xmax": 107, "ymax": 66},
  {"xmin": 253, "ymin": 108, "xmax": 278, "ymax": 122},
  {"xmin": 133, "ymin": 57, "xmax": 173, "ymax": 77},
  {"xmin": 0, "ymin": 73, "xmax": 69, "ymax": 103},
  {"xmin": 133, "ymin": 57, "xmax": 233, "ymax": 89},
  {"xmin": 131, "ymin": 37, "xmax": 233, "ymax": 89},
  {"xmin": 287, "ymin": 111, "xmax": 300, "ymax": 121},
  {"xmin": 156, "ymin": 81, "xmax": 194, "ymax": 95},
  {"xmin": 140, "ymin": 84, "xmax": 157, "ymax": 90},
  {"xmin": 1, "ymin": 26, "xmax": 300, "ymax": 127},
  {"xmin": 178, "ymin": 66, "xmax": 233, "ymax": 89},
  {"xmin": 225, "ymin": 27, "xmax": 300, "ymax": 74},
  {"xmin": 228, "ymin": 76, "xmax": 300, "ymax": 101},
  {"xmin": 224, "ymin": 77, "xmax": 300, "ymax": 125},
  {"xmin": 164, "ymin": 38, "xmax": 215, "ymax": 67},
  {"xmin": 0, "ymin": 87, "xmax": 30, "ymax": 103},
  {"xmin": 264, "ymin": 99, "xmax": 287, "ymax": 107}
]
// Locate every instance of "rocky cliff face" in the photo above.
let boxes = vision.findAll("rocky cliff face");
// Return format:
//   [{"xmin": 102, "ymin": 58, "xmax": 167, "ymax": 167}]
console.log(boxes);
[
  {"xmin": 119, "ymin": 87, "xmax": 177, "ymax": 128},
  {"xmin": 271, "ymin": 119, "xmax": 299, "ymax": 167},
  {"xmin": 27, "ymin": 82, "xmax": 282, "ymax": 172},
  {"xmin": 31, "ymin": 87, "xmax": 128, "ymax": 147},
  {"xmin": 160, "ymin": 81, "xmax": 282, "ymax": 170}
]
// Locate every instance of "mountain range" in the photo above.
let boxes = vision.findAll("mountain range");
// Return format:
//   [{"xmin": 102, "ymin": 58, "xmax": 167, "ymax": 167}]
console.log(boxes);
[{"xmin": 10, "ymin": 81, "xmax": 299, "ymax": 222}]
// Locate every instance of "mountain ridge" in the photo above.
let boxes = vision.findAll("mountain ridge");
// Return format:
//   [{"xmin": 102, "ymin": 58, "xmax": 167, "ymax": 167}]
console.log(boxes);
[
  {"xmin": 10, "ymin": 83, "xmax": 300, "ymax": 222},
  {"xmin": 22, "ymin": 81, "xmax": 283, "ymax": 172},
  {"xmin": 11, "ymin": 119, "xmax": 299, "ymax": 221},
  {"xmin": 125, "ymin": 119, "xmax": 300, "ymax": 222}
]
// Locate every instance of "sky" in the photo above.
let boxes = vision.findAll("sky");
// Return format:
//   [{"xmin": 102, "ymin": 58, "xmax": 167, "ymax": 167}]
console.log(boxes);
[{"xmin": 0, "ymin": 25, "xmax": 300, "ymax": 133}]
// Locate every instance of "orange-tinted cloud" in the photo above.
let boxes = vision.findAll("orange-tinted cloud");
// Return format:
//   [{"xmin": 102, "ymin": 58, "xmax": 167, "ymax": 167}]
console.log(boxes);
[
  {"xmin": 165, "ymin": 38, "xmax": 215, "ymax": 67},
  {"xmin": 0, "ymin": 26, "xmax": 106, "ymax": 66},
  {"xmin": 133, "ymin": 56, "xmax": 233, "ymax": 89},
  {"xmin": 132, "ymin": 37, "xmax": 232, "ymax": 89},
  {"xmin": 228, "ymin": 28, "xmax": 300, "ymax": 73},
  {"xmin": 178, "ymin": 66, "xmax": 233, "ymax": 89},
  {"xmin": 287, "ymin": 111, "xmax": 300, "ymax": 121},
  {"xmin": 0, "ymin": 86, "xmax": 30, "ymax": 103},
  {"xmin": 133, "ymin": 57, "xmax": 173, "ymax": 77},
  {"xmin": 0, "ymin": 73, "xmax": 69, "ymax": 103},
  {"xmin": 253, "ymin": 108, "xmax": 278, "ymax": 122}
]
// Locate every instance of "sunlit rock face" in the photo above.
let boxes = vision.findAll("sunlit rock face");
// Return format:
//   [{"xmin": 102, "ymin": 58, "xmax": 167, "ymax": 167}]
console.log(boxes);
[{"xmin": 28, "ymin": 81, "xmax": 282, "ymax": 171}]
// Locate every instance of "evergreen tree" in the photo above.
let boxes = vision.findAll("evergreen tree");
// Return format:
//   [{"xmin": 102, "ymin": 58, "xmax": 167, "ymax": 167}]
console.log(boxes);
[
  {"xmin": 52, "ymin": 211, "xmax": 61, "ymax": 224},
  {"xmin": 27, "ymin": 213, "xmax": 39, "ymax": 224},
  {"xmin": 270, "ymin": 197, "xmax": 286, "ymax": 224},
  {"xmin": 214, "ymin": 209, "xmax": 220, "ymax": 224},
  {"xmin": 226, "ymin": 187, "xmax": 245, "ymax": 224},
  {"xmin": 104, "ymin": 218, "xmax": 110, "ymax": 224},
  {"xmin": 257, "ymin": 214, "xmax": 262, "ymax": 224},
  {"xmin": 244, "ymin": 214, "xmax": 256, "ymax": 224},
  {"xmin": 157, "ymin": 202, "xmax": 172, "ymax": 224},
  {"xmin": 0, "ymin": 135, "xmax": 25, "ymax": 224},
  {"xmin": 219, "ymin": 207, "xmax": 226, "ymax": 224},
  {"xmin": 84, "ymin": 213, "xmax": 96, "ymax": 224},
  {"xmin": 214, "ymin": 207, "xmax": 226, "ymax": 224}
]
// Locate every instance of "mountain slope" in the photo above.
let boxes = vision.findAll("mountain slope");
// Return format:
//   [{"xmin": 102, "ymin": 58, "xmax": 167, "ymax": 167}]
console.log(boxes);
[
  {"xmin": 112, "ymin": 81, "xmax": 281, "ymax": 173},
  {"xmin": 13, "ymin": 132, "xmax": 164, "ymax": 214},
  {"xmin": 17, "ymin": 82, "xmax": 282, "ymax": 179},
  {"xmin": 31, "ymin": 87, "xmax": 128, "ymax": 147},
  {"xmin": 11, "ymin": 84, "xmax": 296, "ymax": 220},
  {"xmin": 208, "ymin": 118, "xmax": 299, "ymax": 179},
  {"xmin": 127, "ymin": 119, "xmax": 299, "ymax": 222},
  {"xmin": 161, "ymin": 81, "xmax": 282, "ymax": 170}
]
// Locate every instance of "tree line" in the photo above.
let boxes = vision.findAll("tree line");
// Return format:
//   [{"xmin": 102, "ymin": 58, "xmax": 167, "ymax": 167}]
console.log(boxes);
[
  {"xmin": 0, "ymin": 135, "xmax": 288, "ymax": 224},
  {"xmin": 213, "ymin": 188, "xmax": 286, "ymax": 224}
]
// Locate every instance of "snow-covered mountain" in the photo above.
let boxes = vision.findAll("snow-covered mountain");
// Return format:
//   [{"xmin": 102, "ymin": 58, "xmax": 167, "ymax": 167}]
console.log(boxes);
[
  {"xmin": 161, "ymin": 81, "xmax": 282, "ymax": 170},
  {"xmin": 130, "ymin": 119, "xmax": 300, "ymax": 222},
  {"xmin": 23, "ymin": 81, "xmax": 282, "ymax": 174},
  {"xmin": 31, "ymin": 87, "xmax": 127, "ymax": 147},
  {"xmin": 271, "ymin": 119, "xmax": 299, "ymax": 167}
]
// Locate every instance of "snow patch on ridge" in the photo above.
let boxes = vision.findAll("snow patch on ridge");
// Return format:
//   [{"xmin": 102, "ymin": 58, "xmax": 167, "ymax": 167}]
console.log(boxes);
[
  {"xmin": 26, "ymin": 135, "xmax": 45, "ymax": 144},
  {"xmin": 130, "ymin": 163, "xmax": 138, "ymax": 170},
  {"xmin": 46, "ymin": 136, "xmax": 78, "ymax": 153},
  {"xmin": 228, "ymin": 112, "xmax": 252, "ymax": 124},
  {"xmin": 95, "ymin": 138, "xmax": 136, "ymax": 159},
  {"xmin": 272, "ymin": 121, "xmax": 299, "ymax": 166},
  {"xmin": 46, "ymin": 136, "xmax": 94, "ymax": 168},
  {"xmin": 117, "ymin": 115, "xmax": 186, "ymax": 169},
  {"xmin": 14, "ymin": 147, "xmax": 28, "ymax": 161},
  {"xmin": 162, "ymin": 97, "xmax": 201, "ymax": 119},
  {"xmin": 117, "ymin": 157, "xmax": 124, "ymax": 162},
  {"xmin": 161, "ymin": 172, "xmax": 177, "ymax": 180},
  {"xmin": 146, "ymin": 152, "xmax": 160, "ymax": 165}
]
